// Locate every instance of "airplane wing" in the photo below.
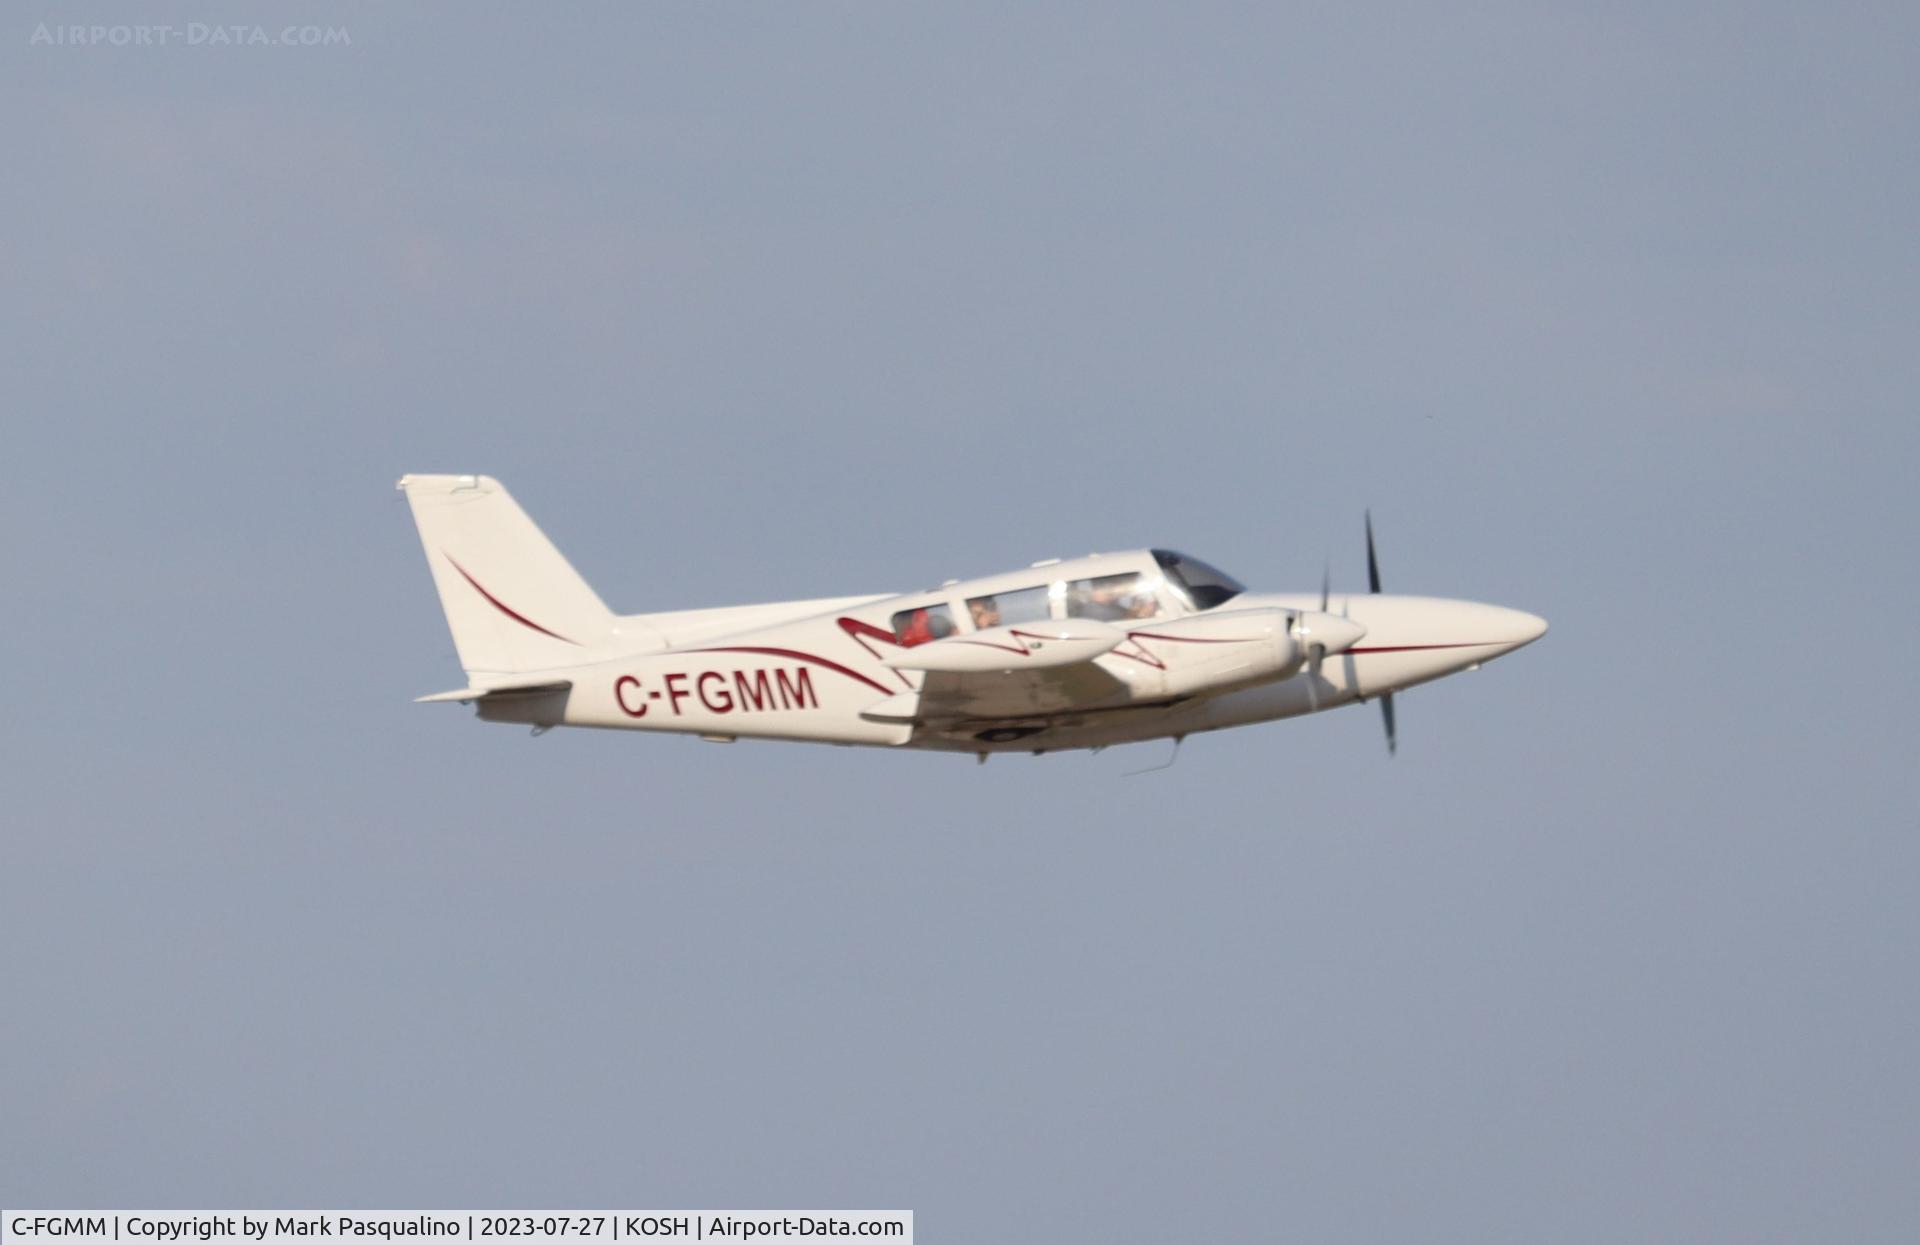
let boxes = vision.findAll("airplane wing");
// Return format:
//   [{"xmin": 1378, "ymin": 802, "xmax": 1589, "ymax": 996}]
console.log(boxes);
[
  {"xmin": 918, "ymin": 662, "xmax": 1132, "ymax": 722},
  {"xmin": 859, "ymin": 620, "xmax": 1135, "ymax": 726}
]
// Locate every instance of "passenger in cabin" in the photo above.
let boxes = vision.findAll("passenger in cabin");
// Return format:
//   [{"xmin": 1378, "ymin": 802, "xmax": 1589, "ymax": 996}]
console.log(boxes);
[
  {"xmin": 896, "ymin": 609, "xmax": 934, "ymax": 646},
  {"xmin": 969, "ymin": 596, "xmax": 1002, "ymax": 629},
  {"xmin": 892, "ymin": 604, "xmax": 957, "ymax": 647}
]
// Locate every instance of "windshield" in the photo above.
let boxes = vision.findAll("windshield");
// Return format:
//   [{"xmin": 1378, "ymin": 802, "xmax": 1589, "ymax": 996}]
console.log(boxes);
[{"xmin": 1151, "ymin": 549, "xmax": 1245, "ymax": 611}]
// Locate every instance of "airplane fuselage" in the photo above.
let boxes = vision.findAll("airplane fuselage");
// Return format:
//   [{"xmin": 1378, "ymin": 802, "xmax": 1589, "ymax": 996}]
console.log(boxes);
[
  {"xmin": 472, "ymin": 582, "xmax": 1546, "ymax": 754},
  {"xmin": 397, "ymin": 475, "xmax": 1546, "ymax": 758}
]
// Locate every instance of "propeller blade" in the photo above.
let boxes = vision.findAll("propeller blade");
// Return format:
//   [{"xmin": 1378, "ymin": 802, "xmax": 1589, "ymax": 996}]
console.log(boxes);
[
  {"xmin": 1361, "ymin": 513, "xmax": 1391, "ymax": 752},
  {"xmin": 1320, "ymin": 561, "xmax": 1330, "ymax": 613},
  {"xmin": 1365, "ymin": 510, "xmax": 1382, "ymax": 594}
]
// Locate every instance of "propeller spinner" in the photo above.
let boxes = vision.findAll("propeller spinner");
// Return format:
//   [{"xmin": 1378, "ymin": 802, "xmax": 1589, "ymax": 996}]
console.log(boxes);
[{"xmin": 1290, "ymin": 603, "xmax": 1366, "ymax": 711}]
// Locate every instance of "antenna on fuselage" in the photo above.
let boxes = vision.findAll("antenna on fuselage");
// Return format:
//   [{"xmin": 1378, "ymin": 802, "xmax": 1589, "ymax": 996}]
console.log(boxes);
[{"xmin": 1124, "ymin": 733, "xmax": 1185, "ymax": 777}]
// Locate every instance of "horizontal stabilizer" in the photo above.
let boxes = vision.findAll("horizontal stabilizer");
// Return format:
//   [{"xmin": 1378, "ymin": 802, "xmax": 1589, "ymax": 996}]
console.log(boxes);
[{"xmin": 415, "ymin": 680, "xmax": 573, "ymax": 704}]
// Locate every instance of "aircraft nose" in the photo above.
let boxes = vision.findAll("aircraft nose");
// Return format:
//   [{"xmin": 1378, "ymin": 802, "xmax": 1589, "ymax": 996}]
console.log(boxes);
[{"xmin": 1496, "ymin": 607, "xmax": 1549, "ymax": 650}]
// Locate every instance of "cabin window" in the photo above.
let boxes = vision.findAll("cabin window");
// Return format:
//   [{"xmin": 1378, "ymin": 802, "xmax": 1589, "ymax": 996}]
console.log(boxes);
[
  {"xmin": 1064, "ymin": 572, "xmax": 1159, "ymax": 621},
  {"xmin": 967, "ymin": 585, "xmax": 1049, "ymax": 630},
  {"xmin": 891, "ymin": 603, "xmax": 957, "ymax": 647}
]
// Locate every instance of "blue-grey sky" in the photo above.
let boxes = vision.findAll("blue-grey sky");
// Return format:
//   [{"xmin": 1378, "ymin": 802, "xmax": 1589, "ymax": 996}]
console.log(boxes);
[{"xmin": 5, "ymin": 4, "xmax": 1917, "ymax": 1240}]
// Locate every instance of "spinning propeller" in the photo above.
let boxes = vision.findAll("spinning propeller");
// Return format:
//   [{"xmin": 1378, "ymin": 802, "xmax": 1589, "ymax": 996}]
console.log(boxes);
[
  {"xmin": 1366, "ymin": 510, "xmax": 1396, "ymax": 756},
  {"xmin": 1289, "ymin": 561, "xmax": 1365, "ymax": 712},
  {"xmin": 1288, "ymin": 511, "xmax": 1396, "ymax": 755}
]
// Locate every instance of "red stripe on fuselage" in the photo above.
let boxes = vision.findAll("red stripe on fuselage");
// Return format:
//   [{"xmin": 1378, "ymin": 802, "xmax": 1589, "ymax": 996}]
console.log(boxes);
[{"xmin": 691, "ymin": 645, "xmax": 894, "ymax": 695}]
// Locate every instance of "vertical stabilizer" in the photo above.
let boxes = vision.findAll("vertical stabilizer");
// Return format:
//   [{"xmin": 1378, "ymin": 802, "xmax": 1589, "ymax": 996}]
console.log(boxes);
[{"xmin": 397, "ymin": 474, "xmax": 615, "ymax": 676}]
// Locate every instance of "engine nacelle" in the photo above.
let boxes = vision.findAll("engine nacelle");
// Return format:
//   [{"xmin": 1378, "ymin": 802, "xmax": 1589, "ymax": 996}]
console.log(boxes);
[{"xmin": 1114, "ymin": 607, "xmax": 1303, "ymax": 701}]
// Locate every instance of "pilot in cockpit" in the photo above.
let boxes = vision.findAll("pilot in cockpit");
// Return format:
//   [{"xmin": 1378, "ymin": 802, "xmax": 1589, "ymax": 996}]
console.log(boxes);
[{"xmin": 1082, "ymin": 575, "xmax": 1158, "ymax": 621}]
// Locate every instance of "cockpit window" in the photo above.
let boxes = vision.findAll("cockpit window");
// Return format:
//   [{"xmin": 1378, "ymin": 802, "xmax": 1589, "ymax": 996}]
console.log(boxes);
[
  {"xmin": 1065, "ymin": 572, "xmax": 1159, "ymax": 622},
  {"xmin": 1152, "ymin": 550, "xmax": 1245, "ymax": 610},
  {"xmin": 891, "ymin": 603, "xmax": 957, "ymax": 647}
]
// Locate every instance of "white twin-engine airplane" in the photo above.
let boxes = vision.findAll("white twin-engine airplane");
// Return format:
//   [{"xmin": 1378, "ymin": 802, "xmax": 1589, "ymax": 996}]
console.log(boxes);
[{"xmin": 397, "ymin": 474, "xmax": 1547, "ymax": 759}]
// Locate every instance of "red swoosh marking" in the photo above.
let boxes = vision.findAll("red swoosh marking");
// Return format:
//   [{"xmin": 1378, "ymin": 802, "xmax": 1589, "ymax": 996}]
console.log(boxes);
[
  {"xmin": 1106, "ymin": 629, "xmax": 1268, "ymax": 671},
  {"xmin": 445, "ymin": 554, "xmax": 580, "ymax": 646},
  {"xmin": 692, "ymin": 645, "xmax": 894, "ymax": 695},
  {"xmin": 1107, "ymin": 642, "xmax": 1166, "ymax": 670},
  {"xmin": 946, "ymin": 628, "xmax": 1068, "ymax": 657},
  {"xmin": 836, "ymin": 617, "xmax": 917, "ymax": 688},
  {"xmin": 1109, "ymin": 638, "xmax": 1499, "ymax": 668},
  {"xmin": 1124, "ymin": 631, "xmax": 1264, "ymax": 644}
]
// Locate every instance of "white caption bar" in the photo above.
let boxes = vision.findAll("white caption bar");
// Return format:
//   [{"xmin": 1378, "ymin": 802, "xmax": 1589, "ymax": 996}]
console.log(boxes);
[{"xmin": 3, "ymin": 1214, "xmax": 911, "ymax": 1245}]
